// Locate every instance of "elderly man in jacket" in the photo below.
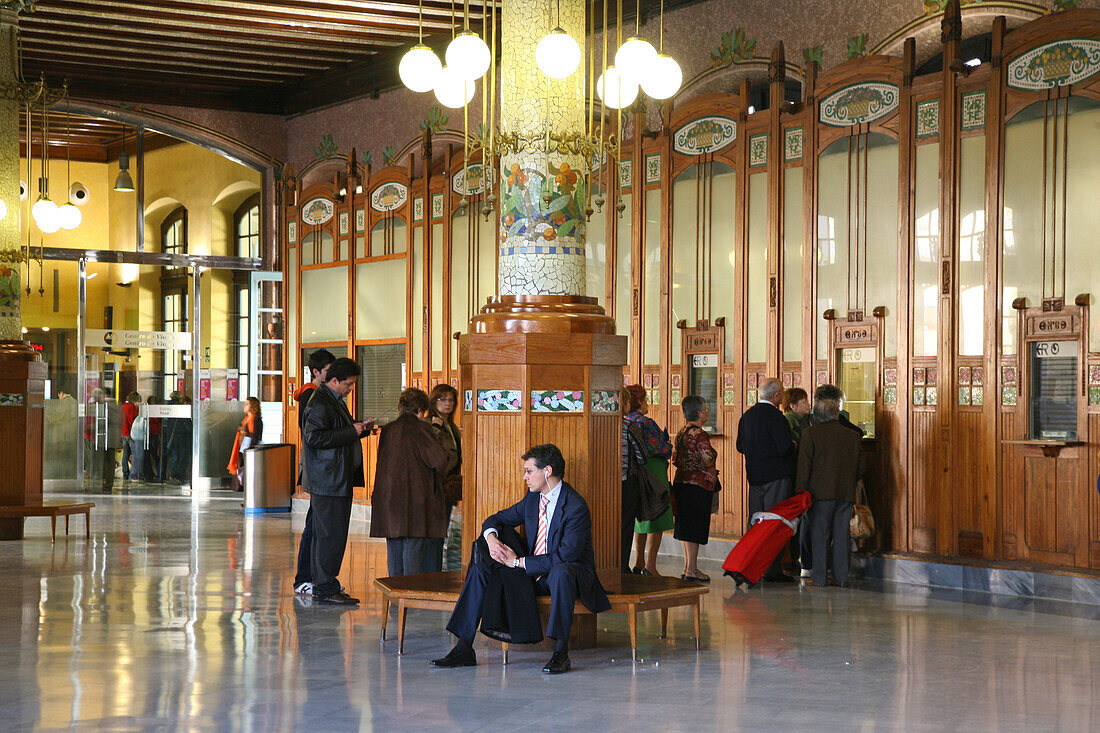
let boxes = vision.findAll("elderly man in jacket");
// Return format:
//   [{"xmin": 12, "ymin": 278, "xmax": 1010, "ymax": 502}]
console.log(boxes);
[
  {"xmin": 796, "ymin": 398, "xmax": 864, "ymax": 588},
  {"xmin": 301, "ymin": 357, "xmax": 373, "ymax": 605},
  {"xmin": 369, "ymin": 387, "xmax": 450, "ymax": 577}
]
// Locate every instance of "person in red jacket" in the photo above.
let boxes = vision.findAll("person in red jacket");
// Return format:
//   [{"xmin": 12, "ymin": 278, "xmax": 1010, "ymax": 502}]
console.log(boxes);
[{"xmin": 120, "ymin": 392, "xmax": 142, "ymax": 482}]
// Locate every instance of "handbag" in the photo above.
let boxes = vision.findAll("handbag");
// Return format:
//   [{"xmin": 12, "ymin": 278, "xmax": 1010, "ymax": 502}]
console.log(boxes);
[
  {"xmin": 443, "ymin": 473, "xmax": 463, "ymax": 504},
  {"xmin": 626, "ymin": 423, "xmax": 670, "ymax": 522},
  {"xmin": 849, "ymin": 479, "xmax": 875, "ymax": 540}
]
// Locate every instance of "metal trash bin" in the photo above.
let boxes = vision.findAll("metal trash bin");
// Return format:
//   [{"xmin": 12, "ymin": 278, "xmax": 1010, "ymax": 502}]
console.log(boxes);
[{"xmin": 243, "ymin": 443, "xmax": 295, "ymax": 515}]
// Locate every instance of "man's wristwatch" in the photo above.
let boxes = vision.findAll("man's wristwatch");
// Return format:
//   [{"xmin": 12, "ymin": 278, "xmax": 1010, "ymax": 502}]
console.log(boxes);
[{"xmin": 512, "ymin": 557, "xmax": 521, "ymax": 568}]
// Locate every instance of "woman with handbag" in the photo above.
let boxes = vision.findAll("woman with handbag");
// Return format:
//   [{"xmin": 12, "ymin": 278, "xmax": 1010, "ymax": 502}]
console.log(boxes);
[
  {"xmin": 672, "ymin": 395, "xmax": 719, "ymax": 583},
  {"xmin": 227, "ymin": 397, "xmax": 263, "ymax": 491},
  {"xmin": 424, "ymin": 384, "xmax": 462, "ymax": 572},
  {"xmin": 623, "ymin": 385, "xmax": 674, "ymax": 575}
]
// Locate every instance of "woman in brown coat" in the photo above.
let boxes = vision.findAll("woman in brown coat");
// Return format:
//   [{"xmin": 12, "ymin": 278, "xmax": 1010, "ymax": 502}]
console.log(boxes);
[{"xmin": 369, "ymin": 388, "xmax": 450, "ymax": 576}]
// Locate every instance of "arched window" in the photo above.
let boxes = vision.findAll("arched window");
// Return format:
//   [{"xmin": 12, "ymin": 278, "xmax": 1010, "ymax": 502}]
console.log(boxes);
[
  {"xmin": 160, "ymin": 206, "xmax": 188, "ymax": 398},
  {"xmin": 234, "ymin": 193, "xmax": 261, "ymax": 259},
  {"xmin": 161, "ymin": 206, "xmax": 187, "ymax": 255}
]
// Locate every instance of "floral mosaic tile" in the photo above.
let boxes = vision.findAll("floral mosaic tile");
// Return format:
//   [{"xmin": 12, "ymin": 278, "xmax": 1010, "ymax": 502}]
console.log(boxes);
[
  {"xmin": 959, "ymin": 387, "xmax": 971, "ymax": 406},
  {"xmin": 723, "ymin": 389, "xmax": 736, "ymax": 406},
  {"xmin": 356, "ymin": 209, "xmax": 365, "ymax": 232},
  {"xmin": 927, "ymin": 368, "xmax": 938, "ymax": 386},
  {"xmin": 884, "ymin": 368, "xmax": 897, "ymax": 386},
  {"xmin": 413, "ymin": 197, "xmax": 424, "ymax": 222},
  {"xmin": 477, "ymin": 389, "xmax": 521, "ymax": 412},
  {"xmin": 723, "ymin": 373, "xmax": 735, "ymax": 388},
  {"xmin": 960, "ymin": 90, "xmax": 986, "ymax": 130},
  {"xmin": 1002, "ymin": 386, "xmax": 1017, "ymax": 406},
  {"xmin": 672, "ymin": 116, "xmax": 738, "ymax": 155},
  {"xmin": 784, "ymin": 127, "xmax": 803, "ymax": 162},
  {"xmin": 591, "ymin": 390, "xmax": 620, "ymax": 413},
  {"xmin": 749, "ymin": 134, "xmax": 768, "ymax": 167},
  {"xmin": 793, "ymin": 372, "xmax": 803, "ymax": 387},
  {"xmin": 339, "ymin": 212, "xmax": 349, "ymax": 235},
  {"xmin": 648, "ymin": 389, "xmax": 660, "ymax": 406},
  {"xmin": 0, "ymin": 393, "xmax": 25, "ymax": 406},
  {"xmin": 464, "ymin": 390, "xmax": 473, "ymax": 411},
  {"xmin": 645, "ymin": 153, "xmax": 661, "ymax": 184},
  {"xmin": 782, "ymin": 373, "xmax": 792, "ymax": 388},
  {"xmin": 644, "ymin": 374, "xmax": 653, "ymax": 388},
  {"xmin": 1003, "ymin": 366, "xmax": 1018, "ymax": 385},
  {"xmin": 1090, "ymin": 365, "xmax": 1100, "ymax": 385},
  {"xmin": 884, "ymin": 387, "xmax": 897, "ymax": 406},
  {"xmin": 971, "ymin": 366, "xmax": 984, "ymax": 386},
  {"xmin": 972, "ymin": 386, "xmax": 984, "ymax": 405},
  {"xmin": 927, "ymin": 386, "xmax": 938, "ymax": 405},
  {"xmin": 431, "ymin": 193, "xmax": 444, "ymax": 219},
  {"xmin": 913, "ymin": 387, "xmax": 926, "ymax": 406},
  {"xmin": 619, "ymin": 159, "xmax": 633, "ymax": 189},
  {"xmin": 450, "ymin": 377, "xmax": 459, "ymax": 388},
  {"xmin": 958, "ymin": 366, "xmax": 971, "ymax": 385},
  {"xmin": 916, "ymin": 98, "xmax": 940, "ymax": 138},
  {"xmin": 1007, "ymin": 39, "xmax": 1100, "ymax": 91},
  {"xmin": 671, "ymin": 389, "xmax": 682, "ymax": 405},
  {"xmin": 1090, "ymin": 386, "xmax": 1100, "ymax": 406},
  {"xmin": 819, "ymin": 82, "xmax": 900, "ymax": 127},
  {"xmin": 746, "ymin": 390, "xmax": 757, "ymax": 406},
  {"xmin": 532, "ymin": 390, "xmax": 584, "ymax": 412},
  {"xmin": 746, "ymin": 373, "xmax": 758, "ymax": 389},
  {"xmin": 816, "ymin": 371, "xmax": 827, "ymax": 387},
  {"xmin": 913, "ymin": 367, "xmax": 926, "ymax": 386},
  {"xmin": 671, "ymin": 374, "xmax": 681, "ymax": 389},
  {"xmin": 288, "ymin": 221, "xmax": 297, "ymax": 244}
]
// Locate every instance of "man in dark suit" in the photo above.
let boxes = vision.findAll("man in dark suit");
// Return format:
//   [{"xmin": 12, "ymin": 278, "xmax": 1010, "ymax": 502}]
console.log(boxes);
[
  {"xmin": 301, "ymin": 357, "xmax": 373, "ymax": 605},
  {"xmin": 292, "ymin": 348, "xmax": 335, "ymax": 597},
  {"xmin": 736, "ymin": 377, "xmax": 798, "ymax": 582},
  {"xmin": 796, "ymin": 398, "xmax": 864, "ymax": 587},
  {"xmin": 431, "ymin": 443, "xmax": 611, "ymax": 675}
]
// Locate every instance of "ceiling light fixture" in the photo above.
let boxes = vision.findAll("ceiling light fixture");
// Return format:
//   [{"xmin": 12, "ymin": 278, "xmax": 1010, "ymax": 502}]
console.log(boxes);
[{"xmin": 114, "ymin": 127, "xmax": 135, "ymax": 192}]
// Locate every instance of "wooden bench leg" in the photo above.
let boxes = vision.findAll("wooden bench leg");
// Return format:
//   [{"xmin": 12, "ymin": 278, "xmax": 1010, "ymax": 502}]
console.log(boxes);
[
  {"xmin": 397, "ymin": 602, "xmax": 408, "ymax": 655},
  {"xmin": 380, "ymin": 597, "xmax": 391, "ymax": 640},
  {"xmin": 628, "ymin": 606, "xmax": 639, "ymax": 662},
  {"xmin": 693, "ymin": 599, "xmax": 701, "ymax": 651},
  {"xmin": 501, "ymin": 642, "xmax": 509, "ymax": 666},
  {"xmin": 660, "ymin": 608, "xmax": 669, "ymax": 638},
  {"xmin": 65, "ymin": 514, "xmax": 70, "ymax": 536},
  {"xmin": 50, "ymin": 516, "xmax": 56, "ymax": 544},
  {"xmin": 85, "ymin": 511, "xmax": 90, "ymax": 539}
]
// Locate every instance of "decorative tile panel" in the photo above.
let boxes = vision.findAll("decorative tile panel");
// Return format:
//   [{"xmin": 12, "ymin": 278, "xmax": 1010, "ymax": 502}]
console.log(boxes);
[
  {"xmin": 723, "ymin": 389, "xmax": 736, "ymax": 406},
  {"xmin": 648, "ymin": 390, "xmax": 660, "ymax": 406},
  {"xmin": 370, "ymin": 182, "xmax": 408, "ymax": 212},
  {"xmin": 723, "ymin": 373, "xmax": 735, "ymax": 388},
  {"xmin": 1089, "ymin": 365, "xmax": 1100, "ymax": 384},
  {"xmin": 972, "ymin": 386, "xmax": 984, "ymax": 405},
  {"xmin": 913, "ymin": 367, "xmax": 926, "ymax": 386},
  {"xmin": 288, "ymin": 221, "xmax": 297, "ymax": 244},
  {"xmin": 960, "ymin": 90, "xmax": 986, "ymax": 131},
  {"xmin": 431, "ymin": 193, "xmax": 444, "ymax": 219},
  {"xmin": 884, "ymin": 368, "xmax": 897, "ymax": 386},
  {"xmin": 815, "ymin": 370, "xmax": 828, "ymax": 387},
  {"xmin": 1002, "ymin": 386, "xmax": 1018, "ymax": 406},
  {"xmin": 355, "ymin": 209, "xmax": 365, "ymax": 232},
  {"xmin": 591, "ymin": 390, "xmax": 620, "ymax": 413},
  {"xmin": 819, "ymin": 82, "xmax": 900, "ymax": 127},
  {"xmin": 452, "ymin": 163, "xmax": 489, "ymax": 195},
  {"xmin": 531, "ymin": 390, "xmax": 585, "ymax": 412},
  {"xmin": 927, "ymin": 386, "xmax": 938, "ymax": 405},
  {"xmin": 958, "ymin": 387, "xmax": 971, "ymax": 406},
  {"xmin": 971, "ymin": 366, "xmax": 984, "ymax": 386},
  {"xmin": 749, "ymin": 134, "xmax": 768, "ymax": 167},
  {"xmin": 1002, "ymin": 365, "xmax": 1017, "ymax": 385},
  {"xmin": 671, "ymin": 374, "xmax": 682, "ymax": 389},
  {"xmin": 958, "ymin": 366, "xmax": 971, "ymax": 385},
  {"xmin": 1089, "ymin": 386, "xmax": 1100, "ymax": 406},
  {"xmin": 670, "ymin": 389, "xmax": 682, "ymax": 406},
  {"xmin": 782, "ymin": 372, "xmax": 792, "ymax": 388},
  {"xmin": 746, "ymin": 390, "xmax": 758, "ymax": 406},
  {"xmin": 477, "ymin": 389, "xmax": 522, "ymax": 412},
  {"xmin": 618, "ymin": 159, "xmax": 633, "ymax": 189},
  {"xmin": 927, "ymin": 367, "xmax": 938, "ymax": 386},
  {"xmin": 1007, "ymin": 39, "xmax": 1100, "ymax": 90},
  {"xmin": 413, "ymin": 197, "xmax": 424, "ymax": 222},
  {"xmin": 339, "ymin": 212, "xmax": 349, "ymax": 235},
  {"xmin": 913, "ymin": 387, "xmax": 926, "ymax": 406},
  {"xmin": 884, "ymin": 387, "xmax": 897, "ymax": 406},
  {"xmin": 0, "ymin": 393, "xmax": 25, "ymax": 406},
  {"xmin": 784, "ymin": 127, "xmax": 804, "ymax": 162},
  {"xmin": 463, "ymin": 390, "xmax": 473, "ymax": 412},
  {"xmin": 916, "ymin": 98, "xmax": 940, "ymax": 138},
  {"xmin": 672, "ymin": 116, "xmax": 738, "ymax": 155},
  {"xmin": 645, "ymin": 154, "xmax": 661, "ymax": 184},
  {"xmin": 746, "ymin": 373, "xmax": 758, "ymax": 389},
  {"xmin": 301, "ymin": 197, "xmax": 334, "ymax": 225}
]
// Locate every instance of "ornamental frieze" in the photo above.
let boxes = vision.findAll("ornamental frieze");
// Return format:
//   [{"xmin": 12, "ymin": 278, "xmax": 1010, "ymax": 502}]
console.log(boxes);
[
  {"xmin": 1007, "ymin": 38, "xmax": 1100, "ymax": 90},
  {"xmin": 672, "ymin": 116, "xmax": 738, "ymax": 156},
  {"xmin": 819, "ymin": 82, "xmax": 899, "ymax": 127}
]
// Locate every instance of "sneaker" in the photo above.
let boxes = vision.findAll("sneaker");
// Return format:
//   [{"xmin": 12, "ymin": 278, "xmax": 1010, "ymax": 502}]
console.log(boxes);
[
  {"xmin": 800, "ymin": 569, "xmax": 812, "ymax": 579},
  {"xmin": 294, "ymin": 582, "xmax": 313, "ymax": 595}
]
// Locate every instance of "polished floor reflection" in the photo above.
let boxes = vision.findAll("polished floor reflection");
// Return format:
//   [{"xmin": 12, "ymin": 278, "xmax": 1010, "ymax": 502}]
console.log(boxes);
[{"xmin": 1, "ymin": 493, "xmax": 1097, "ymax": 731}]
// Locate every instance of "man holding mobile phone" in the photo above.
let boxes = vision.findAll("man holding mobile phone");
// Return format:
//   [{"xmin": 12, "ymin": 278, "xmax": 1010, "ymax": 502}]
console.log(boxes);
[{"xmin": 301, "ymin": 357, "xmax": 374, "ymax": 605}]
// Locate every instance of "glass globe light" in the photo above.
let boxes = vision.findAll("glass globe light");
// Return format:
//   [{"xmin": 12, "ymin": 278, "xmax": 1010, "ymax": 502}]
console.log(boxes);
[
  {"xmin": 535, "ymin": 27, "xmax": 581, "ymax": 79},
  {"xmin": 32, "ymin": 197, "xmax": 60, "ymax": 233},
  {"xmin": 399, "ymin": 43, "xmax": 443, "ymax": 93},
  {"xmin": 615, "ymin": 36, "xmax": 657, "ymax": 80},
  {"xmin": 640, "ymin": 54, "xmax": 683, "ymax": 100},
  {"xmin": 0, "ymin": 198, "xmax": 6, "ymax": 222},
  {"xmin": 596, "ymin": 66, "xmax": 639, "ymax": 109},
  {"xmin": 445, "ymin": 31, "xmax": 491, "ymax": 80},
  {"xmin": 434, "ymin": 66, "xmax": 476, "ymax": 109},
  {"xmin": 58, "ymin": 202, "xmax": 83, "ymax": 230}
]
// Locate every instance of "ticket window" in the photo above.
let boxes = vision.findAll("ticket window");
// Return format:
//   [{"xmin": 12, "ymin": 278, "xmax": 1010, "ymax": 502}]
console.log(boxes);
[
  {"xmin": 837, "ymin": 346, "xmax": 877, "ymax": 438},
  {"xmin": 688, "ymin": 353, "xmax": 719, "ymax": 433},
  {"xmin": 680, "ymin": 319, "xmax": 726, "ymax": 434},
  {"xmin": 1028, "ymin": 339, "xmax": 1078, "ymax": 441}
]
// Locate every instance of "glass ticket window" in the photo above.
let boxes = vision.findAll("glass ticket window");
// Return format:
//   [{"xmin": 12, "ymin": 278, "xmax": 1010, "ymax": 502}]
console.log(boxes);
[
  {"xmin": 837, "ymin": 346, "xmax": 876, "ymax": 438},
  {"xmin": 688, "ymin": 352, "xmax": 719, "ymax": 433},
  {"xmin": 1029, "ymin": 340, "xmax": 1078, "ymax": 441}
]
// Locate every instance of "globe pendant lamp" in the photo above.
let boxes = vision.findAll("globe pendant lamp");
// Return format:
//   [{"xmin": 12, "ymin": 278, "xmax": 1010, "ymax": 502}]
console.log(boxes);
[
  {"xmin": 58, "ymin": 202, "xmax": 82, "ymax": 230},
  {"xmin": 596, "ymin": 66, "xmax": 638, "ymax": 109},
  {"xmin": 445, "ymin": 30, "xmax": 491, "ymax": 80},
  {"xmin": 399, "ymin": 43, "xmax": 443, "ymax": 93},
  {"xmin": 640, "ymin": 53, "xmax": 682, "ymax": 100},
  {"xmin": 32, "ymin": 196, "xmax": 60, "ymax": 233},
  {"xmin": 535, "ymin": 27, "xmax": 581, "ymax": 79},
  {"xmin": 614, "ymin": 36, "xmax": 657, "ymax": 80},
  {"xmin": 434, "ymin": 65, "xmax": 476, "ymax": 108}
]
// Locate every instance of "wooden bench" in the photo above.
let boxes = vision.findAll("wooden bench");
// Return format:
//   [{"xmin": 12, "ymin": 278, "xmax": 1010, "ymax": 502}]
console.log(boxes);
[
  {"xmin": 374, "ymin": 571, "xmax": 707, "ymax": 662},
  {"xmin": 0, "ymin": 502, "xmax": 94, "ymax": 542}
]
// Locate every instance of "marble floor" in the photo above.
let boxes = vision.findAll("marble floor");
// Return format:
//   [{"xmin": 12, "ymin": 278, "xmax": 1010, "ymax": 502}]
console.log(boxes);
[{"xmin": 1, "ymin": 492, "xmax": 1097, "ymax": 732}]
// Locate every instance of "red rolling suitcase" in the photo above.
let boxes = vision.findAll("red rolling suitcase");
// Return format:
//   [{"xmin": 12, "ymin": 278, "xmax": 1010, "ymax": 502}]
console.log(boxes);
[{"xmin": 722, "ymin": 490, "xmax": 813, "ymax": 586}]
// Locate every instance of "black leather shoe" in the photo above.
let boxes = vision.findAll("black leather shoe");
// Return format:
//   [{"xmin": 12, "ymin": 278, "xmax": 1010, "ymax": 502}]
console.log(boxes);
[
  {"xmin": 431, "ymin": 645, "xmax": 477, "ymax": 668},
  {"xmin": 542, "ymin": 651, "xmax": 571, "ymax": 674},
  {"xmin": 315, "ymin": 591, "xmax": 360, "ymax": 605}
]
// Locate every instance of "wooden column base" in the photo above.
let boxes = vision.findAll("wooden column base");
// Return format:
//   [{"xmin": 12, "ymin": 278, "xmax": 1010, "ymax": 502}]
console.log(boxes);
[{"xmin": 0, "ymin": 341, "xmax": 47, "ymax": 541}]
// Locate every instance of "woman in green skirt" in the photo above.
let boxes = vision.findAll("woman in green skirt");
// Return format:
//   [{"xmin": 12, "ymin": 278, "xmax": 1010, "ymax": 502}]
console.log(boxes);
[{"xmin": 623, "ymin": 384, "xmax": 674, "ymax": 575}]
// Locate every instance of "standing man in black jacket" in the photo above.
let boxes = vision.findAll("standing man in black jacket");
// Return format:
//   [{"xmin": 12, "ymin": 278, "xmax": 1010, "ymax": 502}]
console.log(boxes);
[
  {"xmin": 736, "ymin": 378, "xmax": 797, "ymax": 582},
  {"xmin": 301, "ymin": 358, "xmax": 373, "ymax": 605},
  {"xmin": 292, "ymin": 348, "xmax": 335, "ymax": 597}
]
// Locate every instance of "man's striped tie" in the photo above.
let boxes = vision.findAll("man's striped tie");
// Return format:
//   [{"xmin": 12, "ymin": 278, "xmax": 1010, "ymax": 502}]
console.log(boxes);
[{"xmin": 535, "ymin": 493, "xmax": 549, "ymax": 556}]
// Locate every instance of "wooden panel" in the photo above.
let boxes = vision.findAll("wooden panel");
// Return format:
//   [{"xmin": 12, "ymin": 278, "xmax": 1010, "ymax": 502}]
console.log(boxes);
[
  {"xmin": 909, "ymin": 410, "xmax": 937, "ymax": 553},
  {"xmin": 466, "ymin": 413, "xmax": 526, "ymax": 560},
  {"xmin": 1023, "ymin": 454, "xmax": 1056, "ymax": 553},
  {"xmin": 953, "ymin": 411, "xmax": 985, "ymax": 537}
]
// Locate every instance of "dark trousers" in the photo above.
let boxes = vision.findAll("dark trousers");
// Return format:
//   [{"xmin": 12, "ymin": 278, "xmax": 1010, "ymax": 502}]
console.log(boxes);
[
  {"xmin": 447, "ymin": 553, "xmax": 582, "ymax": 645},
  {"xmin": 621, "ymin": 473, "xmax": 640, "ymax": 573},
  {"xmin": 748, "ymin": 477, "xmax": 793, "ymax": 578},
  {"xmin": 89, "ymin": 446, "xmax": 116, "ymax": 491},
  {"xmin": 807, "ymin": 499, "xmax": 853, "ymax": 585},
  {"xmin": 420, "ymin": 503, "xmax": 454, "ymax": 574},
  {"xmin": 386, "ymin": 537, "xmax": 428, "ymax": 577},
  {"xmin": 294, "ymin": 504, "xmax": 314, "ymax": 587},
  {"xmin": 309, "ymin": 493, "xmax": 353, "ymax": 597},
  {"xmin": 799, "ymin": 517, "xmax": 813, "ymax": 571},
  {"xmin": 121, "ymin": 437, "xmax": 135, "ymax": 478}
]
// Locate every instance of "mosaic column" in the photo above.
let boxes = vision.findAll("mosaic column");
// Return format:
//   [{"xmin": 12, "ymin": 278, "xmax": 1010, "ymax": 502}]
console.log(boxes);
[
  {"xmin": 497, "ymin": 0, "xmax": 587, "ymax": 296},
  {"xmin": 0, "ymin": 8, "xmax": 23, "ymax": 339}
]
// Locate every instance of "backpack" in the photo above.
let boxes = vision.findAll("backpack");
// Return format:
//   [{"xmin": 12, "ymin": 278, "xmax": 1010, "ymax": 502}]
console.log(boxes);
[{"xmin": 131, "ymin": 414, "xmax": 147, "ymax": 442}]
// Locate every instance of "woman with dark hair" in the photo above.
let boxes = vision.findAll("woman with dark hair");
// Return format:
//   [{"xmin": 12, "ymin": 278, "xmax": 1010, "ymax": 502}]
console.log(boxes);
[
  {"xmin": 227, "ymin": 397, "xmax": 263, "ymax": 491},
  {"xmin": 622, "ymin": 384, "xmax": 673, "ymax": 575},
  {"xmin": 424, "ymin": 383, "xmax": 462, "ymax": 572},
  {"xmin": 672, "ymin": 395, "xmax": 718, "ymax": 582},
  {"xmin": 782, "ymin": 387, "xmax": 811, "ymax": 444}
]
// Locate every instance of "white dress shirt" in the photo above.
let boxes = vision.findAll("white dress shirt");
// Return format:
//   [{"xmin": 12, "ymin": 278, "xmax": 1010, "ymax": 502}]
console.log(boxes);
[{"xmin": 484, "ymin": 478, "xmax": 563, "ymax": 553}]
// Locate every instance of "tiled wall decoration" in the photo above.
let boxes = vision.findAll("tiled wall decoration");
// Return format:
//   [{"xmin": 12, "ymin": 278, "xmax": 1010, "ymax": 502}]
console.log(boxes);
[
  {"xmin": 1089, "ymin": 386, "xmax": 1100, "ymax": 406},
  {"xmin": 477, "ymin": 389, "xmax": 522, "ymax": 412},
  {"xmin": 531, "ymin": 390, "xmax": 585, "ymax": 412},
  {"xmin": 723, "ymin": 373, "xmax": 735, "ymax": 388},
  {"xmin": 815, "ymin": 370, "xmax": 827, "ymax": 387},
  {"xmin": 961, "ymin": 90, "xmax": 986, "ymax": 130},
  {"xmin": 916, "ymin": 98, "xmax": 940, "ymax": 138},
  {"xmin": 927, "ymin": 386, "xmax": 938, "ymax": 405},
  {"xmin": 0, "ymin": 393, "xmax": 25, "ymax": 406},
  {"xmin": 413, "ymin": 197, "xmax": 424, "ymax": 222},
  {"xmin": 746, "ymin": 373, "xmax": 758, "ymax": 389},
  {"xmin": 884, "ymin": 387, "xmax": 898, "ymax": 405},
  {"xmin": 645, "ymin": 153, "xmax": 661, "ymax": 184},
  {"xmin": 1002, "ymin": 365, "xmax": 1018, "ymax": 405},
  {"xmin": 288, "ymin": 221, "xmax": 297, "ymax": 244},
  {"xmin": 927, "ymin": 367, "xmax": 938, "ymax": 386},
  {"xmin": 1002, "ymin": 386, "xmax": 1018, "ymax": 406},
  {"xmin": 884, "ymin": 367, "xmax": 897, "ymax": 386},
  {"xmin": 784, "ymin": 126, "xmax": 804, "ymax": 162},
  {"xmin": 591, "ymin": 390, "xmax": 620, "ymax": 413},
  {"xmin": 339, "ymin": 212, "xmax": 349, "ymax": 235},
  {"xmin": 670, "ymin": 389, "xmax": 682, "ymax": 405},
  {"xmin": 749, "ymin": 133, "xmax": 768, "ymax": 167},
  {"xmin": 782, "ymin": 372, "xmax": 792, "ymax": 388},
  {"xmin": 746, "ymin": 390, "xmax": 758, "ymax": 406},
  {"xmin": 913, "ymin": 387, "xmax": 926, "ymax": 406},
  {"xmin": 619, "ymin": 159, "xmax": 633, "ymax": 189},
  {"xmin": 723, "ymin": 389, "xmax": 736, "ymax": 406},
  {"xmin": 431, "ymin": 193, "xmax": 444, "ymax": 219},
  {"xmin": 913, "ymin": 367, "xmax": 926, "ymax": 386},
  {"xmin": 355, "ymin": 209, "xmax": 365, "ymax": 232},
  {"xmin": 463, "ymin": 390, "xmax": 473, "ymax": 412}
]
